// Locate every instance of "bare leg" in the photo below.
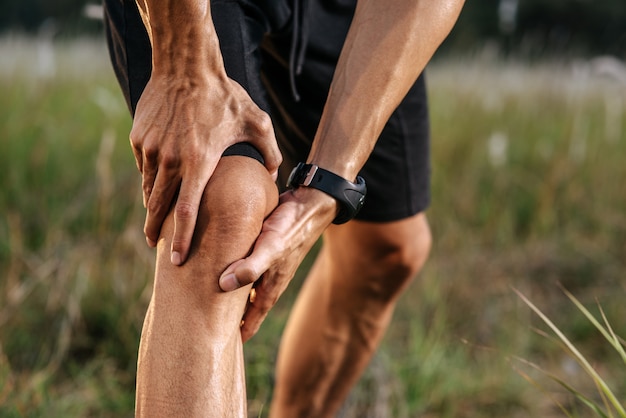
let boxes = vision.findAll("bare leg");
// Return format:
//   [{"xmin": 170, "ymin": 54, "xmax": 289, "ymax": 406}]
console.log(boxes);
[
  {"xmin": 135, "ymin": 156, "xmax": 278, "ymax": 417},
  {"xmin": 270, "ymin": 213, "xmax": 432, "ymax": 417}
]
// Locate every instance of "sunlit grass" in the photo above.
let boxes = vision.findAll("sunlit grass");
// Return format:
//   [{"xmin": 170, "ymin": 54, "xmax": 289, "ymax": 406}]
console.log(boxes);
[
  {"xmin": 513, "ymin": 286, "xmax": 626, "ymax": 417},
  {"xmin": 1, "ymin": 38, "xmax": 625, "ymax": 417}
]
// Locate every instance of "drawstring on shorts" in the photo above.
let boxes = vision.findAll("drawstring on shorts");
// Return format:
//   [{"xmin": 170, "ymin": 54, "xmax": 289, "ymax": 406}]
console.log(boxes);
[{"xmin": 288, "ymin": 0, "xmax": 310, "ymax": 101}]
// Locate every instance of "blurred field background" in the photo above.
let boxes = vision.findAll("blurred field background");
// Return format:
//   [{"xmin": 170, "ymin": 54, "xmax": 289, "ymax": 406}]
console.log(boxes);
[{"xmin": 1, "ymin": 2, "xmax": 626, "ymax": 417}]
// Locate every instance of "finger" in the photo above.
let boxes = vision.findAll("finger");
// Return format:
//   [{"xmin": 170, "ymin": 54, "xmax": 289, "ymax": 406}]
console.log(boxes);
[
  {"xmin": 218, "ymin": 232, "xmax": 280, "ymax": 291},
  {"xmin": 240, "ymin": 275, "xmax": 279, "ymax": 342},
  {"xmin": 219, "ymin": 259, "xmax": 249, "ymax": 291},
  {"xmin": 247, "ymin": 113, "xmax": 283, "ymax": 175},
  {"xmin": 169, "ymin": 165, "xmax": 215, "ymax": 266},
  {"xmin": 240, "ymin": 301, "xmax": 271, "ymax": 343},
  {"xmin": 141, "ymin": 148, "xmax": 158, "ymax": 208},
  {"xmin": 130, "ymin": 141, "xmax": 143, "ymax": 174},
  {"xmin": 144, "ymin": 169, "xmax": 180, "ymax": 247},
  {"xmin": 260, "ymin": 141, "xmax": 282, "ymax": 177},
  {"xmin": 129, "ymin": 126, "xmax": 144, "ymax": 174}
]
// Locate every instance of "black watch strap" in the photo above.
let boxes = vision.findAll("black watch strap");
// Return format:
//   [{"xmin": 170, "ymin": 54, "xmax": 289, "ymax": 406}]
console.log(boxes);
[{"xmin": 286, "ymin": 162, "xmax": 367, "ymax": 224}]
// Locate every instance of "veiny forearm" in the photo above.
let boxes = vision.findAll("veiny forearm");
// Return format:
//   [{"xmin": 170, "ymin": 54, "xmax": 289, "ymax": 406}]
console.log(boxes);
[
  {"xmin": 128, "ymin": 0, "xmax": 282, "ymax": 266},
  {"xmin": 308, "ymin": 0, "xmax": 465, "ymax": 179},
  {"xmin": 135, "ymin": 0, "xmax": 226, "ymax": 81}
]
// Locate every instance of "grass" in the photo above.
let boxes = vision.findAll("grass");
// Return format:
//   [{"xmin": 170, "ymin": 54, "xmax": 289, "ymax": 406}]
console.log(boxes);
[
  {"xmin": 0, "ymin": 37, "xmax": 625, "ymax": 417},
  {"xmin": 513, "ymin": 285, "xmax": 626, "ymax": 417}
]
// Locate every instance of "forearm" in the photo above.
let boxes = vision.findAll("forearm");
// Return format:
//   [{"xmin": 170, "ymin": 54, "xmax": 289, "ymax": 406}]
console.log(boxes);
[
  {"xmin": 308, "ymin": 0, "xmax": 464, "ymax": 179},
  {"xmin": 135, "ymin": 0, "xmax": 227, "ymax": 81}
]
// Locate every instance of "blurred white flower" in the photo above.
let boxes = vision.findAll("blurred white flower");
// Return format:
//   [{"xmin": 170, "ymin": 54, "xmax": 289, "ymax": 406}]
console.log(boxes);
[{"xmin": 487, "ymin": 131, "xmax": 509, "ymax": 167}]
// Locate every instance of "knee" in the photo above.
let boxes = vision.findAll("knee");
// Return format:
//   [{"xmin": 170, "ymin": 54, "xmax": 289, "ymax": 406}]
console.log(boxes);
[
  {"xmin": 395, "ymin": 215, "xmax": 432, "ymax": 276},
  {"xmin": 192, "ymin": 155, "xmax": 279, "ymax": 259},
  {"xmin": 338, "ymin": 214, "xmax": 432, "ymax": 301},
  {"xmin": 155, "ymin": 155, "xmax": 278, "ymax": 304},
  {"xmin": 374, "ymin": 219, "xmax": 431, "ymax": 289},
  {"xmin": 200, "ymin": 156, "xmax": 278, "ymax": 230}
]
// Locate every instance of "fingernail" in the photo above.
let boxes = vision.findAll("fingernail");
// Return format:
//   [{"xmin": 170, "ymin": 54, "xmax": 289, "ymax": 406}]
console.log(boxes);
[
  {"xmin": 220, "ymin": 273, "xmax": 240, "ymax": 291},
  {"xmin": 171, "ymin": 251, "xmax": 182, "ymax": 266}
]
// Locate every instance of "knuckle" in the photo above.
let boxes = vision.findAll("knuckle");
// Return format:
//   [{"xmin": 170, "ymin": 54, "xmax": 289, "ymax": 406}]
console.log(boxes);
[
  {"xmin": 238, "ymin": 271, "xmax": 257, "ymax": 287},
  {"xmin": 146, "ymin": 195, "xmax": 162, "ymax": 215},
  {"xmin": 170, "ymin": 236, "xmax": 187, "ymax": 251},
  {"xmin": 273, "ymin": 152, "xmax": 283, "ymax": 167},
  {"xmin": 185, "ymin": 148, "xmax": 206, "ymax": 166},
  {"xmin": 238, "ymin": 265, "xmax": 261, "ymax": 286},
  {"xmin": 256, "ymin": 112, "xmax": 273, "ymax": 133},
  {"xmin": 143, "ymin": 223, "xmax": 158, "ymax": 241},
  {"xmin": 256, "ymin": 295, "xmax": 275, "ymax": 311},
  {"xmin": 175, "ymin": 201, "xmax": 197, "ymax": 220},
  {"xmin": 129, "ymin": 130, "xmax": 141, "ymax": 147}
]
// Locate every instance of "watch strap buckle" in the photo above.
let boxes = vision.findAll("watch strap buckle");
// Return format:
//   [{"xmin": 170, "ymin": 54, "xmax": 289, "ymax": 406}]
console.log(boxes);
[{"xmin": 302, "ymin": 164, "xmax": 318, "ymax": 186}]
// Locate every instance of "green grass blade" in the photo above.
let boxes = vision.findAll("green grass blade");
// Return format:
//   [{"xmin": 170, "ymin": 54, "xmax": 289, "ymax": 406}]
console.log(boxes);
[
  {"xmin": 597, "ymin": 304, "xmax": 626, "ymax": 365},
  {"xmin": 512, "ymin": 356, "xmax": 608, "ymax": 418},
  {"xmin": 558, "ymin": 284, "xmax": 626, "ymax": 364},
  {"xmin": 530, "ymin": 325, "xmax": 618, "ymax": 418},
  {"xmin": 513, "ymin": 288, "xmax": 626, "ymax": 417},
  {"xmin": 511, "ymin": 359, "xmax": 575, "ymax": 418}
]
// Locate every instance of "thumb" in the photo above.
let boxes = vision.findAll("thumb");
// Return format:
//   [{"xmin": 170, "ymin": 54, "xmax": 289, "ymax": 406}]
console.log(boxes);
[
  {"xmin": 219, "ymin": 241, "xmax": 275, "ymax": 291},
  {"xmin": 219, "ymin": 259, "xmax": 252, "ymax": 292},
  {"xmin": 219, "ymin": 222, "xmax": 283, "ymax": 292}
]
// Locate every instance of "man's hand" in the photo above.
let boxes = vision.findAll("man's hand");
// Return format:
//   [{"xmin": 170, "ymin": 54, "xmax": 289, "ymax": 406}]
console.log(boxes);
[
  {"xmin": 218, "ymin": 188, "xmax": 338, "ymax": 342},
  {"xmin": 131, "ymin": 73, "xmax": 281, "ymax": 265}
]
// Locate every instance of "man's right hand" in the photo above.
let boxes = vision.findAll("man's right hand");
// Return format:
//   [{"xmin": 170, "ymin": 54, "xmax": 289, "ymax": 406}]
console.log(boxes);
[{"xmin": 130, "ymin": 72, "xmax": 282, "ymax": 265}]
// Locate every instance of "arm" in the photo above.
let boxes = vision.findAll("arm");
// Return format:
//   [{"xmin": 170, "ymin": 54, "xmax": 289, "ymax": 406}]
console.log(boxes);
[
  {"xmin": 219, "ymin": 0, "xmax": 465, "ymax": 341},
  {"xmin": 308, "ymin": 0, "xmax": 464, "ymax": 180},
  {"xmin": 131, "ymin": 0, "xmax": 282, "ymax": 264}
]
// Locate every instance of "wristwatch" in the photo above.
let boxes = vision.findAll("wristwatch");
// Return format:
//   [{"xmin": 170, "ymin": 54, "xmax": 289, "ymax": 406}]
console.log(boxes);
[{"xmin": 286, "ymin": 162, "xmax": 367, "ymax": 224}]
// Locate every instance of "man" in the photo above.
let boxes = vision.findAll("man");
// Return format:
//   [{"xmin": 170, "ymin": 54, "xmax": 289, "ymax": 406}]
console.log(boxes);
[{"xmin": 103, "ymin": 0, "xmax": 464, "ymax": 416}]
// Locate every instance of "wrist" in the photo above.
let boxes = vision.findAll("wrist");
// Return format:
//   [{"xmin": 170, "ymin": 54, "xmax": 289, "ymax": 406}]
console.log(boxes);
[
  {"xmin": 286, "ymin": 162, "xmax": 367, "ymax": 224},
  {"xmin": 150, "ymin": 25, "xmax": 225, "ymax": 81},
  {"xmin": 290, "ymin": 186, "xmax": 339, "ymax": 224}
]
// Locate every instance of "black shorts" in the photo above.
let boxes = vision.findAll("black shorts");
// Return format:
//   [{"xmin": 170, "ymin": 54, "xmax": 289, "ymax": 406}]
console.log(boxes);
[{"xmin": 103, "ymin": 0, "xmax": 430, "ymax": 222}]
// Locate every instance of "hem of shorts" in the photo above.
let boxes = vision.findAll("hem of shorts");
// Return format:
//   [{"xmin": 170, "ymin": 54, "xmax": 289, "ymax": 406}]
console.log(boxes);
[{"xmin": 354, "ymin": 199, "xmax": 431, "ymax": 223}]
